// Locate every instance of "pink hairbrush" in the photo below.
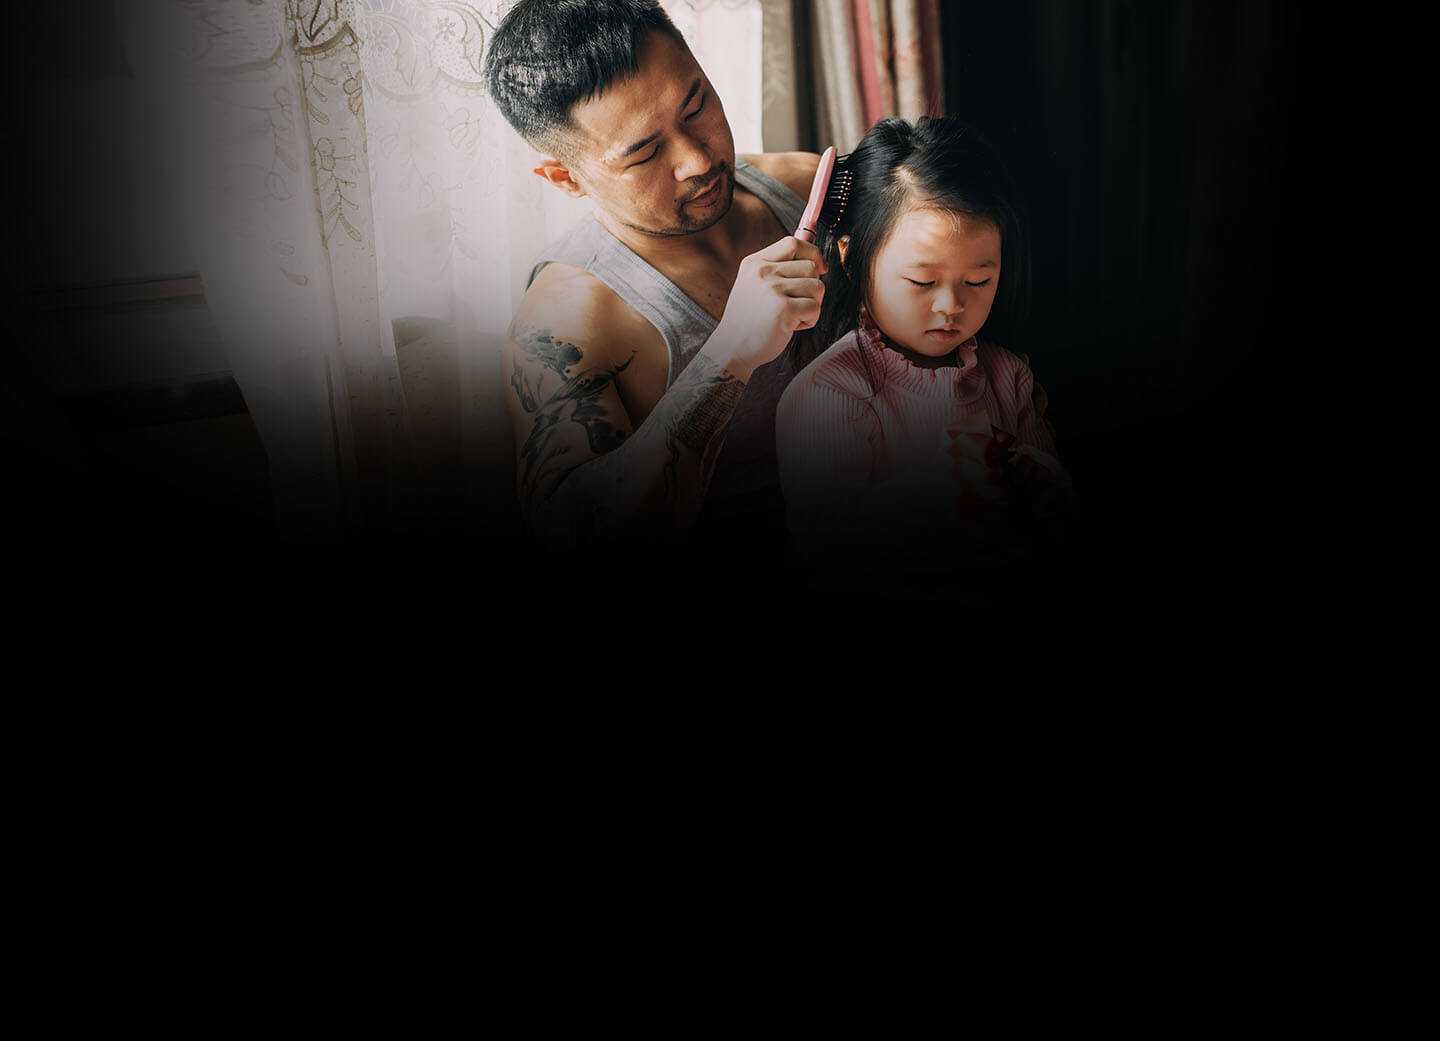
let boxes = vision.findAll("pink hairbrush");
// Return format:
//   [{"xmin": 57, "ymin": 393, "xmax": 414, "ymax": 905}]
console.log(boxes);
[{"xmin": 795, "ymin": 145, "xmax": 854, "ymax": 243}]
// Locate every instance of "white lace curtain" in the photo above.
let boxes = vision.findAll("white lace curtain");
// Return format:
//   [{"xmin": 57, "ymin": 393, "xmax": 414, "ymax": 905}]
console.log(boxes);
[{"xmin": 126, "ymin": 0, "xmax": 763, "ymax": 542}]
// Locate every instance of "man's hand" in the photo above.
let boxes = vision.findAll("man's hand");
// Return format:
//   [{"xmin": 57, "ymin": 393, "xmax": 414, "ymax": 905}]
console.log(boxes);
[{"xmin": 709, "ymin": 235, "xmax": 827, "ymax": 380}]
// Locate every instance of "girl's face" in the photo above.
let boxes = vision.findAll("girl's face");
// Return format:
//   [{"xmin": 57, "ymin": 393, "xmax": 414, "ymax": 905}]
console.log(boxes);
[{"xmin": 861, "ymin": 208, "xmax": 1002, "ymax": 356}]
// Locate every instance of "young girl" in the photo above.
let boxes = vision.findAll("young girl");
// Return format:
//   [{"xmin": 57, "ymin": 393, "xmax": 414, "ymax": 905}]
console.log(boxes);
[{"xmin": 776, "ymin": 117, "xmax": 1075, "ymax": 579}]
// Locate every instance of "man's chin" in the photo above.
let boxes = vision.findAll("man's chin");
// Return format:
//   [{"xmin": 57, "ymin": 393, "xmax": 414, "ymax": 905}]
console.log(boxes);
[
  {"xmin": 616, "ymin": 171, "xmax": 735, "ymax": 238},
  {"xmin": 680, "ymin": 193, "xmax": 732, "ymax": 232},
  {"xmin": 674, "ymin": 170, "xmax": 734, "ymax": 233}
]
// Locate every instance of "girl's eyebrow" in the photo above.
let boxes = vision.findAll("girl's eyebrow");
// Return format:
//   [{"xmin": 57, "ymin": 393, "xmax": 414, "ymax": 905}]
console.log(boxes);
[{"xmin": 909, "ymin": 258, "xmax": 998, "ymax": 268}]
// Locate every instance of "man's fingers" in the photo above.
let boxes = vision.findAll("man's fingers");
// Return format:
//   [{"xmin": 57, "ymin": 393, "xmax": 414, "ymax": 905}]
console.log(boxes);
[
  {"xmin": 769, "ymin": 259, "xmax": 826, "ymax": 280},
  {"xmin": 757, "ymin": 235, "xmax": 829, "ymax": 274},
  {"xmin": 785, "ymin": 296, "xmax": 822, "ymax": 327},
  {"xmin": 778, "ymin": 277, "xmax": 825, "ymax": 300},
  {"xmin": 756, "ymin": 235, "xmax": 805, "ymax": 260}
]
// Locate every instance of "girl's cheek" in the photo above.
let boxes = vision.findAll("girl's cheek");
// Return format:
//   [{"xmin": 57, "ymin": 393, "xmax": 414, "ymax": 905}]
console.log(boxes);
[{"xmin": 877, "ymin": 283, "xmax": 909, "ymax": 314}]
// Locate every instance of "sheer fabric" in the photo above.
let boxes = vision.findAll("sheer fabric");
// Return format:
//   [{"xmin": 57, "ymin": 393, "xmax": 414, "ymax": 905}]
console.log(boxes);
[{"xmin": 126, "ymin": 0, "xmax": 762, "ymax": 541}]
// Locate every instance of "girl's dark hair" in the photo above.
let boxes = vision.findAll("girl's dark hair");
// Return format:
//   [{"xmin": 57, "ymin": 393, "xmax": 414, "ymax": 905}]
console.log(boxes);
[
  {"xmin": 483, "ymin": 0, "xmax": 686, "ymax": 154},
  {"xmin": 788, "ymin": 117, "xmax": 1031, "ymax": 372}
]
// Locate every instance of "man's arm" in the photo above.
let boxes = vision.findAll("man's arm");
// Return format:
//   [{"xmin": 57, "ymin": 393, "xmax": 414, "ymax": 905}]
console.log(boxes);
[
  {"xmin": 504, "ymin": 237, "xmax": 829, "ymax": 547},
  {"xmin": 504, "ymin": 301, "xmax": 746, "ymax": 544}
]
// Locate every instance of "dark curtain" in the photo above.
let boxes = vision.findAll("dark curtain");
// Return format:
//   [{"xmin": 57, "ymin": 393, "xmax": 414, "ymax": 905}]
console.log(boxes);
[{"xmin": 943, "ymin": 0, "xmax": 1300, "ymax": 577}]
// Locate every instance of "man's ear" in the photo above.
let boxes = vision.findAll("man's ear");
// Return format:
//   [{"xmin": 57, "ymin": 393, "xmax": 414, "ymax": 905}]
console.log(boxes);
[
  {"xmin": 837, "ymin": 235, "xmax": 851, "ymax": 269},
  {"xmin": 532, "ymin": 157, "xmax": 587, "ymax": 198}
]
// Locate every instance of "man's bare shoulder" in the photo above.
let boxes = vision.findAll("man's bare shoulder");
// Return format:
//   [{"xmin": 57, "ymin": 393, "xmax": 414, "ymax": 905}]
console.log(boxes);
[
  {"xmin": 513, "ymin": 261, "xmax": 660, "ymax": 365},
  {"xmin": 740, "ymin": 151, "xmax": 822, "ymax": 202}
]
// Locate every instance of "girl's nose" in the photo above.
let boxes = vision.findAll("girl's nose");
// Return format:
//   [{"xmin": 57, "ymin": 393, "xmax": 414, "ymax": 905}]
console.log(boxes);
[{"xmin": 934, "ymin": 292, "xmax": 962, "ymax": 316}]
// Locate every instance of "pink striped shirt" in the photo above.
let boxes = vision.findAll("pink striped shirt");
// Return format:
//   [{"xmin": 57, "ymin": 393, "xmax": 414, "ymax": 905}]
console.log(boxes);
[{"xmin": 776, "ymin": 326, "xmax": 1069, "ymax": 547}]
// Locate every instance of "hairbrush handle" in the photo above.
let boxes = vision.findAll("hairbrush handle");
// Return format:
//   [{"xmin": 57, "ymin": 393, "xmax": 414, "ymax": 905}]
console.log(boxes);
[{"xmin": 794, "ymin": 146, "xmax": 837, "ymax": 243}]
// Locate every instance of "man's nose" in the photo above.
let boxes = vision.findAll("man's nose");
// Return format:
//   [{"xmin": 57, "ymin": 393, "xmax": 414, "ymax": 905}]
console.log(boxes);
[{"xmin": 674, "ymin": 131, "xmax": 713, "ymax": 183}]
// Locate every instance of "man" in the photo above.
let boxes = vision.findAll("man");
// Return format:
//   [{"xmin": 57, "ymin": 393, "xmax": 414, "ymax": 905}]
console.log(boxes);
[{"xmin": 483, "ymin": 0, "xmax": 824, "ymax": 550}]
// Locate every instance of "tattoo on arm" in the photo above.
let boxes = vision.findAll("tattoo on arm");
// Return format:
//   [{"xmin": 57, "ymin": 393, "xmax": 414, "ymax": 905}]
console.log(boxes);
[
  {"xmin": 511, "ymin": 327, "xmax": 632, "ymax": 512},
  {"xmin": 510, "ymin": 329, "xmax": 584, "ymax": 412},
  {"xmin": 668, "ymin": 353, "xmax": 743, "ymax": 452},
  {"xmin": 657, "ymin": 352, "xmax": 742, "ymax": 510},
  {"xmin": 507, "ymin": 326, "xmax": 746, "ymax": 543}
]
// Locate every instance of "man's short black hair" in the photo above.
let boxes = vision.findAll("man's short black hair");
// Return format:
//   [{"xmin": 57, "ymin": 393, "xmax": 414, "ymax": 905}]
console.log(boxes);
[{"xmin": 483, "ymin": 0, "xmax": 688, "ymax": 156}]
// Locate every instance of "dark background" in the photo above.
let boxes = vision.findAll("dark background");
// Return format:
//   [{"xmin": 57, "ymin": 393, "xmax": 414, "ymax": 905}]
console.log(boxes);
[
  {"xmin": 3, "ymin": 1, "xmax": 1302, "ymax": 607},
  {"xmin": 937, "ymin": 0, "xmax": 1300, "ymax": 587}
]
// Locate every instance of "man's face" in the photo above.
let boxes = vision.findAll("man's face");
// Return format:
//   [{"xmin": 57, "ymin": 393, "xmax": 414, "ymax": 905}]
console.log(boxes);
[{"xmin": 559, "ymin": 30, "xmax": 736, "ymax": 237}]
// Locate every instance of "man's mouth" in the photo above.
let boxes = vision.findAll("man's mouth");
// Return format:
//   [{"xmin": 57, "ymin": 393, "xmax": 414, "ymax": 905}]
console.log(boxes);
[{"xmin": 684, "ymin": 173, "xmax": 723, "ymax": 206}]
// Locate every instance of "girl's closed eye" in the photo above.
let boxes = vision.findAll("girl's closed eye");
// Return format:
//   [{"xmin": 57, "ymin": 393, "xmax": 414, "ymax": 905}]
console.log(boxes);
[{"xmin": 903, "ymin": 278, "xmax": 993, "ymax": 287}]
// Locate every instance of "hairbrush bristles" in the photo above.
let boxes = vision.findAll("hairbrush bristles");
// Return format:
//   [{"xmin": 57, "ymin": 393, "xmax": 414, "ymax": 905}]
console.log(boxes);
[
  {"xmin": 816, "ymin": 153, "xmax": 853, "ymax": 235},
  {"xmin": 796, "ymin": 147, "xmax": 854, "ymax": 243}
]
